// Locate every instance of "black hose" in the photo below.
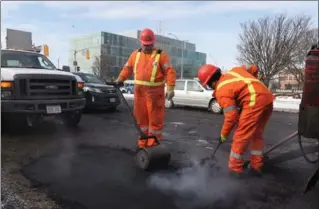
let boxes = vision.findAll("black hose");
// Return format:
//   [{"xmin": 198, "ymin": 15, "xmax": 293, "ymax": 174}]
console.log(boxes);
[{"xmin": 298, "ymin": 133, "xmax": 319, "ymax": 164}]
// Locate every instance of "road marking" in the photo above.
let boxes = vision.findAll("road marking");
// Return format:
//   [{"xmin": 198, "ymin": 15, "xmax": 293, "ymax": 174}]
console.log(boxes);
[
  {"xmin": 170, "ymin": 122, "xmax": 185, "ymax": 125},
  {"xmin": 196, "ymin": 139, "xmax": 209, "ymax": 145}
]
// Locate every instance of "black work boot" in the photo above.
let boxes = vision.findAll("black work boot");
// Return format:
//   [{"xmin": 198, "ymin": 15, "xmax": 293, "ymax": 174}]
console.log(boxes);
[
  {"xmin": 248, "ymin": 167, "xmax": 263, "ymax": 177},
  {"xmin": 229, "ymin": 170, "xmax": 244, "ymax": 179}
]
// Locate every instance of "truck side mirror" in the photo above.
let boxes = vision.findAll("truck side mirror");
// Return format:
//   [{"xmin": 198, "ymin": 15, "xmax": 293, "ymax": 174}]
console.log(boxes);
[{"xmin": 61, "ymin": 65, "xmax": 71, "ymax": 72}]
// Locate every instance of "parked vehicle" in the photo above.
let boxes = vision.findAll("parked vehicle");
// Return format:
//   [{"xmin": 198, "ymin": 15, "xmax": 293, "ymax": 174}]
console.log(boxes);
[
  {"xmin": 73, "ymin": 72, "xmax": 120, "ymax": 111},
  {"xmin": 123, "ymin": 80, "xmax": 134, "ymax": 94},
  {"xmin": 164, "ymin": 79, "xmax": 222, "ymax": 114},
  {"xmin": 1, "ymin": 29, "xmax": 86, "ymax": 128},
  {"xmin": 120, "ymin": 87, "xmax": 127, "ymax": 93}
]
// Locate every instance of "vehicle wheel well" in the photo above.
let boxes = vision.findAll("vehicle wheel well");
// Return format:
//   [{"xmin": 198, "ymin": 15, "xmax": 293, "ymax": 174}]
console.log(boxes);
[{"xmin": 208, "ymin": 98, "xmax": 216, "ymax": 108}]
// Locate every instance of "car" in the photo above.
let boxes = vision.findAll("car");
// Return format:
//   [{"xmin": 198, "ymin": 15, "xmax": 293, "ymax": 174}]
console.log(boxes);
[
  {"xmin": 164, "ymin": 79, "xmax": 222, "ymax": 114},
  {"xmin": 120, "ymin": 87, "xmax": 127, "ymax": 93},
  {"xmin": 123, "ymin": 80, "xmax": 134, "ymax": 94},
  {"xmin": 73, "ymin": 72, "xmax": 121, "ymax": 111}
]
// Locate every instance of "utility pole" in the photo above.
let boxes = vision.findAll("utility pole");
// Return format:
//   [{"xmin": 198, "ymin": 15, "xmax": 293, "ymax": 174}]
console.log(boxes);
[
  {"xmin": 73, "ymin": 48, "xmax": 90, "ymax": 72},
  {"xmin": 168, "ymin": 33, "xmax": 188, "ymax": 79}
]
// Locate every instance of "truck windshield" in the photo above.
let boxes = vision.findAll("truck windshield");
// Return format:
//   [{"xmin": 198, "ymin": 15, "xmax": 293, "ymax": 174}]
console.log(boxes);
[
  {"xmin": 1, "ymin": 50, "xmax": 57, "ymax": 70},
  {"xmin": 78, "ymin": 74, "xmax": 104, "ymax": 84}
]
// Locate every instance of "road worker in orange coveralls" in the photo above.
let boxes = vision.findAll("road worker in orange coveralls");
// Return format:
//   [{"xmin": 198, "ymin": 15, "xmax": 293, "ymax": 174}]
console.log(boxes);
[
  {"xmin": 116, "ymin": 28, "xmax": 176, "ymax": 148},
  {"xmin": 197, "ymin": 64, "xmax": 274, "ymax": 177}
]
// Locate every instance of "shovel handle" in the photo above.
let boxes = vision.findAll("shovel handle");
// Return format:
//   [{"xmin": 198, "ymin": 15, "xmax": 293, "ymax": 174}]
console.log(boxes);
[{"xmin": 105, "ymin": 81, "xmax": 124, "ymax": 87}]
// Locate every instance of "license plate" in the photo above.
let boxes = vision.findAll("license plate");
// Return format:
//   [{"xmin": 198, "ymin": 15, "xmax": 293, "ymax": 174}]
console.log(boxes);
[
  {"xmin": 46, "ymin": 105, "xmax": 62, "ymax": 114},
  {"xmin": 110, "ymin": 98, "xmax": 116, "ymax": 103}
]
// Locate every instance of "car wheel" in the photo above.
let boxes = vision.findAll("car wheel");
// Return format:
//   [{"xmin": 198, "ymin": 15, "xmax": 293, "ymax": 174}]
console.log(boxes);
[
  {"xmin": 209, "ymin": 99, "xmax": 222, "ymax": 114},
  {"xmin": 165, "ymin": 99, "xmax": 174, "ymax": 108}
]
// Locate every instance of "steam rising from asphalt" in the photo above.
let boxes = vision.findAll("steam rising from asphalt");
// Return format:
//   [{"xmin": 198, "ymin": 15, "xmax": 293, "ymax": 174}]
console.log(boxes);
[
  {"xmin": 147, "ymin": 160, "xmax": 241, "ymax": 209},
  {"xmin": 55, "ymin": 136, "xmax": 76, "ymax": 177}
]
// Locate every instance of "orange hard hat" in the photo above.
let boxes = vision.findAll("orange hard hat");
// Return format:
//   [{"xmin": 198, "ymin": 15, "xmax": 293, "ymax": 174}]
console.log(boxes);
[
  {"xmin": 244, "ymin": 64, "xmax": 259, "ymax": 74},
  {"xmin": 140, "ymin": 28, "xmax": 155, "ymax": 45},
  {"xmin": 197, "ymin": 64, "xmax": 221, "ymax": 87}
]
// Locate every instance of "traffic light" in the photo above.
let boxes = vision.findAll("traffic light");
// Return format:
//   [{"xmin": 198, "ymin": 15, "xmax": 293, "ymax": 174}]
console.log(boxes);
[
  {"xmin": 43, "ymin": 45, "xmax": 49, "ymax": 57},
  {"xmin": 85, "ymin": 49, "xmax": 90, "ymax": 60},
  {"xmin": 77, "ymin": 66, "xmax": 80, "ymax": 72}
]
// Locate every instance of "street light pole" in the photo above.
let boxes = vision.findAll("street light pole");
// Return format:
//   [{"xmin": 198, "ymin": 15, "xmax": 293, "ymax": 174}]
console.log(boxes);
[{"xmin": 168, "ymin": 33, "xmax": 188, "ymax": 79}]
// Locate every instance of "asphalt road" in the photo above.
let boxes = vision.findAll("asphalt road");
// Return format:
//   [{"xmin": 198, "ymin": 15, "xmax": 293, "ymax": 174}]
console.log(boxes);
[{"xmin": 1, "ymin": 100, "xmax": 319, "ymax": 209}]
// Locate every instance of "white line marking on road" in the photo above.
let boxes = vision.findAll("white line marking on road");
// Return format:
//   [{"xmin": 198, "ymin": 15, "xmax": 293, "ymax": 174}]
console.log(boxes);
[{"xmin": 170, "ymin": 122, "xmax": 185, "ymax": 125}]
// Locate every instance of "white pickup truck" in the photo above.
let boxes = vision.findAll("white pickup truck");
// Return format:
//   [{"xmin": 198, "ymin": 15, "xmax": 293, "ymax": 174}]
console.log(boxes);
[{"xmin": 1, "ymin": 49, "xmax": 86, "ymax": 128}]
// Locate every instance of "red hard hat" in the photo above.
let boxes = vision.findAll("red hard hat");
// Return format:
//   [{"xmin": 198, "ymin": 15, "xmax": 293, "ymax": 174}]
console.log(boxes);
[
  {"xmin": 197, "ymin": 64, "xmax": 221, "ymax": 87},
  {"xmin": 140, "ymin": 28, "xmax": 155, "ymax": 45}
]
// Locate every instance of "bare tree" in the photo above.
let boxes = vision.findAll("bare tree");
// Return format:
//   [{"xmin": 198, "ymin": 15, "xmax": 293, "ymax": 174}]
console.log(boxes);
[
  {"xmin": 92, "ymin": 56, "xmax": 101, "ymax": 76},
  {"xmin": 91, "ymin": 55, "xmax": 113, "ymax": 80},
  {"xmin": 236, "ymin": 14, "xmax": 312, "ymax": 87},
  {"xmin": 285, "ymin": 28, "xmax": 318, "ymax": 88}
]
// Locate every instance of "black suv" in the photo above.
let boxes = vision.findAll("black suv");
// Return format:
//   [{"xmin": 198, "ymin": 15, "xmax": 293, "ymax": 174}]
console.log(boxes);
[{"xmin": 73, "ymin": 72, "xmax": 120, "ymax": 111}]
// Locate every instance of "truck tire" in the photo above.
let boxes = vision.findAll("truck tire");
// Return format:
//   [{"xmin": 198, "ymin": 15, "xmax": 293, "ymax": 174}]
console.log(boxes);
[{"xmin": 63, "ymin": 111, "xmax": 82, "ymax": 127}]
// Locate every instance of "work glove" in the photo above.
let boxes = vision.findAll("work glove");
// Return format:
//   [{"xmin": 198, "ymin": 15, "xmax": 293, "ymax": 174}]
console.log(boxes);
[
  {"xmin": 114, "ymin": 77, "xmax": 124, "ymax": 87},
  {"xmin": 220, "ymin": 135, "xmax": 228, "ymax": 143},
  {"xmin": 166, "ymin": 86, "xmax": 175, "ymax": 100}
]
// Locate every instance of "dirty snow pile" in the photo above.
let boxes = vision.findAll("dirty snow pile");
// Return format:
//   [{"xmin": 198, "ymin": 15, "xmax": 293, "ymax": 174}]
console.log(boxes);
[
  {"xmin": 274, "ymin": 97, "xmax": 301, "ymax": 112},
  {"xmin": 1, "ymin": 169, "xmax": 30, "ymax": 209}
]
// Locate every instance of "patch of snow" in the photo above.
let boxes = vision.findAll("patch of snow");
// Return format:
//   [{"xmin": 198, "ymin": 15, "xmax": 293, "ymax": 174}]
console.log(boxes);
[{"xmin": 170, "ymin": 122, "xmax": 186, "ymax": 126}]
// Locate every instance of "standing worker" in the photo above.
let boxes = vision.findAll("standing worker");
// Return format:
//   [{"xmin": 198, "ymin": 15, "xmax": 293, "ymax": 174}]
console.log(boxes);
[
  {"xmin": 115, "ymin": 28, "xmax": 176, "ymax": 148},
  {"xmin": 197, "ymin": 64, "xmax": 274, "ymax": 177}
]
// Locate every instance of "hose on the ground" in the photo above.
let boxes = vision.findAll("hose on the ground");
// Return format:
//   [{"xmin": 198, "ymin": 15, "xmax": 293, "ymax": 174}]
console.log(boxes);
[{"xmin": 297, "ymin": 133, "xmax": 319, "ymax": 164}]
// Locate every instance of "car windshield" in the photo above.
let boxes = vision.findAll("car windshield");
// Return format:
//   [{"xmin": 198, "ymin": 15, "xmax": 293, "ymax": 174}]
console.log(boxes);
[
  {"xmin": 78, "ymin": 74, "xmax": 103, "ymax": 84},
  {"xmin": 1, "ymin": 50, "xmax": 57, "ymax": 70}
]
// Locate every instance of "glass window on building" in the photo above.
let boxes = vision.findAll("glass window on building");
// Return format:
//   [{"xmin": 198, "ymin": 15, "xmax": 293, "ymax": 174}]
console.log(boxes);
[
  {"xmin": 119, "ymin": 36, "xmax": 124, "ymax": 46},
  {"xmin": 177, "ymin": 48, "xmax": 182, "ymax": 57},
  {"xmin": 118, "ymin": 46, "xmax": 123, "ymax": 56}
]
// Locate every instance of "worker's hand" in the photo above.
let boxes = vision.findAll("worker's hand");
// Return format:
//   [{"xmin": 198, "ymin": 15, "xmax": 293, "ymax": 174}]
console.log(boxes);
[
  {"xmin": 166, "ymin": 86, "xmax": 175, "ymax": 100},
  {"xmin": 220, "ymin": 135, "xmax": 228, "ymax": 143},
  {"xmin": 114, "ymin": 78, "xmax": 124, "ymax": 86}
]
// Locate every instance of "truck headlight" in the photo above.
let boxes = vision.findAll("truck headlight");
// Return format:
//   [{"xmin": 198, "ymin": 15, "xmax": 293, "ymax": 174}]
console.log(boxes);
[{"xmin": 83, "ymin": 86, "xmax": 103, "ymax": 93}]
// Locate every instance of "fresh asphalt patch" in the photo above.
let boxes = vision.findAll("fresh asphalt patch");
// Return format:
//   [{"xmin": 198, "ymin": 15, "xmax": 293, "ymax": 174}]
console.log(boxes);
[
  {"xmin": 21, "ymin": 142, "xmax": 313, "ymax": 209},
  {"xmin": 22, "ymin": 144, "xmax": 179, "ymax": 209},
  {"xmin": 15, "ymin": 106, "xmax": 319, "ymax": 209}
]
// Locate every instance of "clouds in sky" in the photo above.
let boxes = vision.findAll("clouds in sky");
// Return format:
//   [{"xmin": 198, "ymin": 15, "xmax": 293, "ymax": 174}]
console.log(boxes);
[{"xmin": 1, "ymin": 1, "xmax": 318, "ymax": 69}]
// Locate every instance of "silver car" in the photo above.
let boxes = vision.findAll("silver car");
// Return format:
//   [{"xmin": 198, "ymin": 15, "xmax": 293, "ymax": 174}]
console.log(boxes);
[{"xmin": 165, "ymin": 79, "xmax": 222, "ymax": 114}]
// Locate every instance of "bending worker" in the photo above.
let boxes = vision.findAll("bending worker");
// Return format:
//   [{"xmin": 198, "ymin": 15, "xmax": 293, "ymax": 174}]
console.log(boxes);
[
  {"xmin": 116, "ymin": 28, "xmax": 176, "ymax": 148},
  {"xmin": 197, "ymin": 64, "xmax": 274, "ymax": 176}
]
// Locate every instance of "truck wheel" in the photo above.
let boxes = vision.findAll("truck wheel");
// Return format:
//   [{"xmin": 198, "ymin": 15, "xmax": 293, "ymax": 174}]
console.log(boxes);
[
  {"xmin": 63, "ymin": 111, "xmax": 82, "ymax": 127},
  {"xmin": 108, "ymin": 107, "xmax": 117, "ymax": 112}
]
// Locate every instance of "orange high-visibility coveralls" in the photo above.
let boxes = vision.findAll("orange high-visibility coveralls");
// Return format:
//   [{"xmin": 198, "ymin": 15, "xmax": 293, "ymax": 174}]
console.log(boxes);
[
  {"xmin": 214, "ymin": 66, "xmax": 275, "ymax": 173},
  {"xmin": 118, "ymin": 48, "xmax": 176, "ymax": 148}
]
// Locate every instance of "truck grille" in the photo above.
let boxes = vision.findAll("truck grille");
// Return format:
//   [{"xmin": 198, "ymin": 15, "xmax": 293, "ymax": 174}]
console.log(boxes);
[
  {"xmin": 13, "ymin": 74, "xmax": 77, "ymax": 99},
  {"xmin": 100, "ymin": 87, "xmax": 117, "ymax": 94}
]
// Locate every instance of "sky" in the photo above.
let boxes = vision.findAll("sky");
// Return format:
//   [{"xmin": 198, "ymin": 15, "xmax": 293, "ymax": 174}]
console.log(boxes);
[{"xmin": 1, "ymin": 1, "xmax": 318, "ymax": 70}]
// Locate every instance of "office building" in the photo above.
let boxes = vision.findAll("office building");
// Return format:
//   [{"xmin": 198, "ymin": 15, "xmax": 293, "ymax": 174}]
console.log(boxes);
[{"xmin": 68, "ymin": 30, "xmax": 207, "ymax": 79}]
